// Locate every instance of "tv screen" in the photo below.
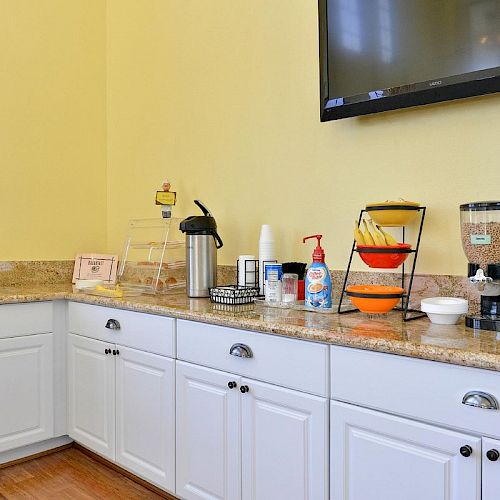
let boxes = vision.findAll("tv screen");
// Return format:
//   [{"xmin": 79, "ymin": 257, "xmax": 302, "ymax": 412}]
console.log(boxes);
[{"xmin": 319, "ymin": 0, "xmax": 500, "ymax": 120}]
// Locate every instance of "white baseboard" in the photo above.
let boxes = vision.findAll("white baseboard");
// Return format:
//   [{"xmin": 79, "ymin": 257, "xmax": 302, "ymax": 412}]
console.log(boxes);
[{"xmin": 0, "ymin": 435, "xmax": 73, "ymax": 465}]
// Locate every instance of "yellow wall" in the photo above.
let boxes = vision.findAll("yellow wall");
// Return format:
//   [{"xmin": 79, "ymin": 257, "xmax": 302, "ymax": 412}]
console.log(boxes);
[
  {"xmin": 106, "ymin": 0, "xmax": 500, "ymax": 276},
  {"xmin": 6, "ymin": 1, "xmax": 497, "ymax": 273},
  {"xmin": 1, "ymin": 0, "xmax": 107, "ymax": 260}
]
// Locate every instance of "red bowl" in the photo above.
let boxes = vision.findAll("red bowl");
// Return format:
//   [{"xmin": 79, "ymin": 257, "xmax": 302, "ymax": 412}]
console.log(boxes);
[{"xmin": 356, "ymin": 244, "xmax": 412, "ymax": 269}]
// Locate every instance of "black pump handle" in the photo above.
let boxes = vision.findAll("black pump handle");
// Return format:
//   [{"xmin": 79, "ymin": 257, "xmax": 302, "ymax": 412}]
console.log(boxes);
[
  {"xmin": 213, "ymin": 231, "xmax": 223, "ymax": 249},
  {"xmin": 194, "ymin": 200, "xmax": 211, "ymax": 216},
  {"xmin": 192, "ymin": 200, "xmax": 222, "ymax": 247}
]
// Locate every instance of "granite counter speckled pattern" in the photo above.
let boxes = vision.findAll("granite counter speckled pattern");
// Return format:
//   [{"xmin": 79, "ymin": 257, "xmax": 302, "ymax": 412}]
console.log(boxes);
[
  {"xmin": 0, "ymin": 283, "xmax": 499, "ymax": 372},
  {"xmin": 0, "ymin": 261, "xmax": 74, "ymax": 286}
]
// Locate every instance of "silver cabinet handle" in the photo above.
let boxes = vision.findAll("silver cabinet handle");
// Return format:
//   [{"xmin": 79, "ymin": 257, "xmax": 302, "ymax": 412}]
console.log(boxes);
[
  {"xmin": 105, "ymin": 319, "xmax": 121, "ymax": 330},
  {"xmin": 229, "ymin": 343, "xmax": 253, "ymax": 358},
  {"xmin": 462, "ymin": 391, "xmax": 498, "ymax": 410}
]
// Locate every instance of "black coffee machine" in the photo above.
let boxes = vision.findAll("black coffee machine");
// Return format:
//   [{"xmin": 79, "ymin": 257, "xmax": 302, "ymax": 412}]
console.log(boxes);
[{"xmin": 460, "ymin": 201, "xmax": 500, "ymax": 332}]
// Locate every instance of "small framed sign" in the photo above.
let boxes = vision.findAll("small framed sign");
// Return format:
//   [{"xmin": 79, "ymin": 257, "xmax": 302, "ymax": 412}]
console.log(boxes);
[
  {"xmin": 155, "ymin": 191, "xmax": 177, "ymax": 206},
  {"xmin": 72, "ymin": 254, "xmax": 119, "ymax": 284}
]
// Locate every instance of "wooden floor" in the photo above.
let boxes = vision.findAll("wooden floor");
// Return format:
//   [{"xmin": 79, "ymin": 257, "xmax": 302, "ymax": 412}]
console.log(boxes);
[{"xmin": 0, "ymin": 448, "xmax": 164, "ymax": 499}]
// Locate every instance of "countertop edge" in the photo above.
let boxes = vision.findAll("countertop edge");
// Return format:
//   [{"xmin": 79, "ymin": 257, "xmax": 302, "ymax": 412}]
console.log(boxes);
[{"xmin": 1, "ymin": 291, "xmax": 499, "ymax": 372}]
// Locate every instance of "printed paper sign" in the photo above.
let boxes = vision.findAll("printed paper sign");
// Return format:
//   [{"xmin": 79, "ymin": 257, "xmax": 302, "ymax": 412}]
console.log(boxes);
[
  {"xmin": 155, "ymin": 191, "xmax": 177, "ymax": 205},
  {"xmin": 72, "ymin": 254, "xmax": 119, "ymax": 284}
]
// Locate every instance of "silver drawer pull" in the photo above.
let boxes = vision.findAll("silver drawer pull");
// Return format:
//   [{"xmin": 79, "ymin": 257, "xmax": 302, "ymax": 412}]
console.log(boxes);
[
  {"xmin": 105, "ymin": 319, "xmax": 121, "ymax": 330},
  {"xmin": 229, "ymin": 343, "xmax": 253, "ymax": 358},
  {"xmin": 462, "ymin": 391, "xmax": 498, "ymax": 410}
]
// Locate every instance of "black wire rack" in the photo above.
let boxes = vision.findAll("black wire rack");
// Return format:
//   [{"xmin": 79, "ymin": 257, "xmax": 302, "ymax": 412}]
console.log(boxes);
[
  {"xmin": 209, "ymin": 258, "xmax": 276, "ymax": 305},
  {"xmin": 209, "ymin": 285, "xmax": 260, "ymax": 305},
  {"xmin": 338, "ymin": 207, "xmax": 427, "ymax": 321}
]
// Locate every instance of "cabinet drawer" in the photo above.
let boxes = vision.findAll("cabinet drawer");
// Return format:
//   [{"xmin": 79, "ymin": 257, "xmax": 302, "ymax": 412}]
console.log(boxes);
[
  {"xmin": 331, "ymin": 346, "xmax": 500, "ymax": 439},
  {"xmin": 177, "ymin": 320, "xmax": 329, "ymax": 396},
  {"xmin": 68, "ymin": 302, "xmax": 175, "ymax": 357},
  {"xmin": 0, "ymin": 302, "xmax": 52, "ymax": 339}
]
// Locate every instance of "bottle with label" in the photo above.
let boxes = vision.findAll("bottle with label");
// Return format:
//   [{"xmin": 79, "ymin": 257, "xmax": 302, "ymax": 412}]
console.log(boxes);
[
  {"xmin": 264, "ymin": 263, "xmax": 282, "ymax": 303},
  {"xmin": 303, "ymin": 234, "xmax": 332, "ymax": 309}
]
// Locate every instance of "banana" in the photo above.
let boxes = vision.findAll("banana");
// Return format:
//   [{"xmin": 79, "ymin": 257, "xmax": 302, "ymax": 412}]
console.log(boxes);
[
  {"xmin": 353, "ymin": 220, "xmax": 365, "ymax": 245},
  {"xmin": 368, "ymin": 220, "xmax": 387, "ymax": 246},
  {"xmin": 377, "ymin": 225, "xmax": 399, "ymax": 246},
  {"xmin": 362, "ymin": 220, "xmax": 375, "ymax": 245}
]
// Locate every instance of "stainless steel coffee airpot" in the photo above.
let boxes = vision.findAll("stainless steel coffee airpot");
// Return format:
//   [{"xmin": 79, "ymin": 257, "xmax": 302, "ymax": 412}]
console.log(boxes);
[{"xmin": 180, "ymin": 201, "xmax": 223, "ymax": 298}]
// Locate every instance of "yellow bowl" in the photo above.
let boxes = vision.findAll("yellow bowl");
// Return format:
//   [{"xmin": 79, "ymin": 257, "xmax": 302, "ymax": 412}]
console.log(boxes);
[{"xmin": 366, "ymin": 200, "xmax": 420, "ymax": 227}]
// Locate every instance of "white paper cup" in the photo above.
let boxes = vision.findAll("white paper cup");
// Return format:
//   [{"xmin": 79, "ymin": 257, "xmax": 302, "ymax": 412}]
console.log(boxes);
[
  {"xmin": 259, "ymin": 241, "xmax": 275, "ymax": 247},
  {"xmin": 259, "ymin": 252, "xmax": 275, "ymax": 259},
  {"xmin": 259, "ymin": 224, "xmax": 274, "ymax": 242}
]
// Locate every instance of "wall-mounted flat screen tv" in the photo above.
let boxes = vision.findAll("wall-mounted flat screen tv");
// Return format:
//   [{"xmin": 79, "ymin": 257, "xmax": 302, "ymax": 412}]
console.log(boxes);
[{"xmin": 319, "ymin": 0, "xmax": 500, "ymax": 120}]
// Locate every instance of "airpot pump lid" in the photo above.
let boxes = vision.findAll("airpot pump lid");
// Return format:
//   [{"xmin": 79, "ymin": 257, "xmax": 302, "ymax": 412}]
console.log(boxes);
[
  {"xmin": 179, "ymin": 216, "xmax": 217, "ymax": 234},
  {"xmin": 460, "ymin": 201, "xmax": 500, "ymax": 211}
]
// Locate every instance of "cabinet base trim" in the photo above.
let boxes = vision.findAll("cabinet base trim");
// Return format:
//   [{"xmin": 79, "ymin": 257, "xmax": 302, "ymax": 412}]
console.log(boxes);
[
  {"xmin": 0, "ymin": 436, "xmax": 73, "ymax": 467},
  {"xmin": 0, "ymin": 442, "xmax": 73, "ymax": 469}
]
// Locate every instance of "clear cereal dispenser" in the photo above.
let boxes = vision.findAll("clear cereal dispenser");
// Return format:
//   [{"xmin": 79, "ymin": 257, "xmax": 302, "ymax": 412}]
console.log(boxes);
[
  {"xmin": 460, "ymin": 201, "xmax": 500, "ymax": 272},
  {"xmin": 460, "ymin": 201, "xmax": 500, "ymax": 332}
]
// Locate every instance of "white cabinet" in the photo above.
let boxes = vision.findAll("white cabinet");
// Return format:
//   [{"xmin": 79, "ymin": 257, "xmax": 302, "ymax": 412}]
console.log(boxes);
[
  {"xmin": 176, "ymin": 361, "xmax": 241, "ymax": 500},
  {"xmin": 482, "ymin": 437, "xmax": 500, "ymax": 500},
  {"xmin": 116, "ymin": 346, "xmax": 175, "ymax": 492},
  {"xmin": 176, "ymin": 361, "xmax": 329, "ymax": 500},
  {"xmin": 68, "ymin": 302, "xmax": 175, "ymax": 357},
  {"xmin": 0, "ymin": 333, "xmax": 54, "ymax": 452},
  {"xmin": 176, "ymin": 320, "xmax": 329, "ymax": 500},
  {"xmin": 0, "ymin": 302, "xmax": 55, "ymax": 454},
  {"xmin": 0, "ymin": 302, "xmax": 52, "ymax": 338},
  {"xmin": 330, "ymin": 345, "xmax": 500, "ymax": 499},
  {"xmin": 177, "ymin": 319, "xmax": 329, "ymax": 397},
  {"xmin": 6, "ymin": 299, "xmax": 500, "ymax": 500},
  {"xmin": 330, "ymin": 400, "xmax": 481, "ymax": 500},
  {"xmin": 67, "ymin": 333, "xmax": 115, "ymax": 460},
  {"xmin": 67, "ymin": 301, "xmax": 177, "ymax": 493},
  {"xmin": 330, "ymin": 346, "xmax": 500, "ymax": 439},
  {"xmin": 241, "ymin": 378, "xmax": 329, "ymax": 500}
]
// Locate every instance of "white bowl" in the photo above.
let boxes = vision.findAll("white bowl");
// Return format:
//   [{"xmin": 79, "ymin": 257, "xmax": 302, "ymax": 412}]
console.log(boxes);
[{"xmin": 420, "ymin": 297, "xmax": 468, "ymax": 325}]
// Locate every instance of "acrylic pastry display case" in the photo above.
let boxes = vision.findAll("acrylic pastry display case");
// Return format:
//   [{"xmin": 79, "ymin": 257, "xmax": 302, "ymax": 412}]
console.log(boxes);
[{"xmin": 118, "ymin": 218, "xmax": 186, "ymax": 294}]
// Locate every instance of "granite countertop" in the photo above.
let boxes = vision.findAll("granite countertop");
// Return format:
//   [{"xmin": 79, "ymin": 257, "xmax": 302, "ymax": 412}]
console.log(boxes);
[{"xmin": 1, "ymin": 284, "xmax": 499, "ymax": 372}]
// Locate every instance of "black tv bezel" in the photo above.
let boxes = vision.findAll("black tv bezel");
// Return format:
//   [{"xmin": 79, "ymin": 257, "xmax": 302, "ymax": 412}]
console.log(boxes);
[{"xmin": 319, "ymin": 0, "xmax": 500, "ymax": 121}]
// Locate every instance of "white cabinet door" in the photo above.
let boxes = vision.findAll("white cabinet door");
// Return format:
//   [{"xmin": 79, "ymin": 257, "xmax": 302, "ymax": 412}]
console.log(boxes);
[
  {"xmin": 67, "ymin": 333, "xmax": 115, "ymax": 460},
  {"xmin": 241, "ymin": 379, "xmax": 329, "ymax": 500},
  {"xmin": 0, "ymin": 333, "xmax": 54, "ymax": 452},
  {"xmin": 483, "ymin": 437, "xmax": 500, "ymax": 500},
  {"xmin": 330, "ymin": 401, "xmax": 481, "ymax": 500},
  {"xmin": 116, "ymin": 346, "xmax": 175, "ymax": 493},
  {"xmin": 176, "ymin": 361, "xmax": 241, "ymax": 500}
]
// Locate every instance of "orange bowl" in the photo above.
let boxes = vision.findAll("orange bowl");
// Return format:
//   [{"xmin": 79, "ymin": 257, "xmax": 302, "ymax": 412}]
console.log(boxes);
[
  {"xmin": 356, "ymin": 244, "xmax": 412, "ymax": 269},
  {"xmin": 346, "ymin": 285, "xmax": 404, "ymax": 314}
]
